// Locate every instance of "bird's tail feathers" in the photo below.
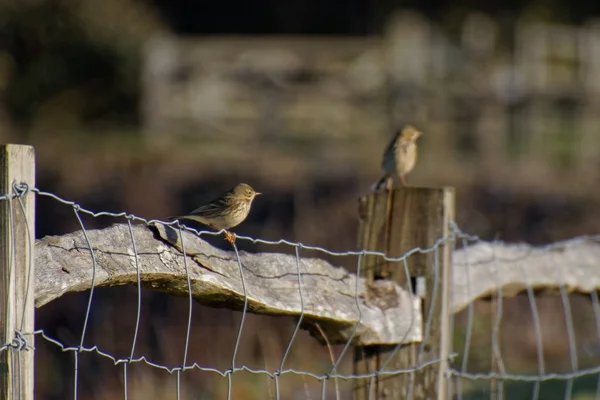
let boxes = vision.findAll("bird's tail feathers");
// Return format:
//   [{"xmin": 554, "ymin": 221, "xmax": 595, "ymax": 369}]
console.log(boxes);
[{"xmin": 370, "ymin": 175, "xmax": 389, "ymax": 192}]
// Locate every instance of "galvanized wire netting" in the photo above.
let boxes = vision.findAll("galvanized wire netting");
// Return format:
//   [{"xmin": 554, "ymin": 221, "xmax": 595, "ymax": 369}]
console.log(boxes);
[{"xmin": 2, "ymin": 184, "xmax": 600, "ymax": 399}]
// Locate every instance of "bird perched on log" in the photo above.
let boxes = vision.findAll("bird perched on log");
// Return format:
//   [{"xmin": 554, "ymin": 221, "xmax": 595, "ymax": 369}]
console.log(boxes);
[
  {"xmin": 372, "ymin": 124, "xmax": 423, "ymax": 191},
  {"xmin": 170, "ymin": 183, "xmax": 261, "ymax": 244}
]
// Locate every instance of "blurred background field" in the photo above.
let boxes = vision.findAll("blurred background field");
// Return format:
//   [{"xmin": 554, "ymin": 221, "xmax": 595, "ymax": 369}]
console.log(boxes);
[{"xmin": 2, "ymin": 0, "xmax": 600, "ymax": 398}]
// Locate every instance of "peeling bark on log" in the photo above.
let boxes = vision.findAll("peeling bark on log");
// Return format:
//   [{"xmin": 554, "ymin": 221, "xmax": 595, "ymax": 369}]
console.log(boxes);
[{"xmin": 34, "ymin": 223, "xmax": 423, "ymax": 346}]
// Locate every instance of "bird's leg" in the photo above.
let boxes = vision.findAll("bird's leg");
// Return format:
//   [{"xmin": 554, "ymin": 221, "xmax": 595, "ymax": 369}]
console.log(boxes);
[
  {"xmin": 385, "ymin": 176, "xmax": 393, "ymax": 191},
  {"xmin": 207, "ymin": 224, "xmax": 235, "ymax": 244},
  {"xmin": 224, "ymin": 230, "xmax": 237, "ymax": 244},
  {"xmin": 400, "ymin": 174, "xmax": 407, "ymax": 186}
]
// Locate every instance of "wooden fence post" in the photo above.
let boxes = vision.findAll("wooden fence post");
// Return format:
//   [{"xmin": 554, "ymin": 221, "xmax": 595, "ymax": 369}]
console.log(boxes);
[
  {"xmin": 354, "ymin": 186, "xmax": 454, "ymax": 400},
  {"xmin": 0, "ymin": 144, "xmax": 36, "ymax": 400}
]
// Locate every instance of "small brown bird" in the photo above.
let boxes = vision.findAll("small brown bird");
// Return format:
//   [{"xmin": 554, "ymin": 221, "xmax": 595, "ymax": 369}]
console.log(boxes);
[
  {"xmin": 170, "ymin": 183, "xmax": 261, "ymax": 244},
  {"xmin": 373, "ymin": 125, "xmax": 422, "ymax": 190}
]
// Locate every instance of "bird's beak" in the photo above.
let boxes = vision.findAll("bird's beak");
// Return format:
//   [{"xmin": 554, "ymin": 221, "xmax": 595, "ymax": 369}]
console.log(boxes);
[{"xmin": 255, "ymin": 192, "xmax": 262, "ymax": 196}]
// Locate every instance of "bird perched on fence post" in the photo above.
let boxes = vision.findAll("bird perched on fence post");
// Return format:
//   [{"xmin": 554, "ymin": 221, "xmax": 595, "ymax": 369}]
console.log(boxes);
[
  {"xmin": 372, "ymin": 124, "xmax": 423, "ymax": 191},
  {"xmin": 169, "ymin": 183, "xmax": 261, "ymax": 244}
]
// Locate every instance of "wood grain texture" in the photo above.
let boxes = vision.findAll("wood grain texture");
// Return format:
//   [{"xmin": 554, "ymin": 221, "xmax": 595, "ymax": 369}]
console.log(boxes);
[
  {"xmin": 0, "ymin": 144, "xmax": 35, "ymax": 400},
  {"xmin": 354, "ymin": 187, "xmax": 454, "ymax": 400}
]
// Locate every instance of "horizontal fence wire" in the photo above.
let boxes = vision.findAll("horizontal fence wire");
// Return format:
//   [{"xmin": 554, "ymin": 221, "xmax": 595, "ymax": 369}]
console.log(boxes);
[{"xmin": 1, "ymin": 184, "xmax": 600, "ymax": 399}]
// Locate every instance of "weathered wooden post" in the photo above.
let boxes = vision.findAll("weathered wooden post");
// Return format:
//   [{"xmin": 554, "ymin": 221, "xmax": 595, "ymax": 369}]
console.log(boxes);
[
  {"xmin": 0, "ymin": 144, "xmax": 36, "ymax": 400},
  {"xmin": 354, "ymin": 187, "xmax": 454, "ymax": 399}
]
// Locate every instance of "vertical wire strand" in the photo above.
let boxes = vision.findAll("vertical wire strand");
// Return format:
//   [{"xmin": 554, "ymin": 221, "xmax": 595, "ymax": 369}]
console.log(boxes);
[
  {"xmin": 330, "ymin": 253, "xmax": 364, "ymax": 375},
  {"xmin": 5, "ymin": 194, "xmax": 19, "ymax": 395},
  {"xmin": 548, "ymin": 242, "xmax": 579, "ymax": 400},
  {"xmin": 447, "ymin": 227, "xmax": 458, "ymax": 400},
  {"xmin": 126, "ymin": 219, "xmax": 143, "ymax": 362},
  {"xmin": 457, "ymin": 237, "xmax": 476, "ymax": 400},
  {"xmin": 15, "ymin": 184, "xmax": 34, "ymax": 334},
  {"xmin": 123, "ymin": 363, "xmax": 128, "ymax": 400},
  {"xmin": 72, "ymin": 205, "xmax": 100, "ymax": 400},
  {"xmin": 329, "ymin": 253, "xmax": 364, "ymax": 400},
  {"xmin": 589, "ymin": 290, "xmax": 600, "ymax": 400},
  {"xmin": 175, "ymin": 224, "xmax": 194, "ymax": 399},
  {"xmin": 227, "ymin": 370, "xmax": 233, "ymax": 400},
  {"xmin": 559, "ymin": 285, "xmax": 578, "ymax": 400},
  {"xmin": 228, "ymin": 241, "xmax": 249, "ymax": 400},
  {"xmin": 519, "ymin": 255, "xmax": 545, "ymax": 400},
  {"xmin": 6, "ymin": 192, "xmax": 14, "ymax": 309},
  {"xmin": 176, "ymin": 224, "xmax": 194, "ymax": 369},
  {"xmin": 125, "ymin": 218, "xmax": 142, "ymax": 400},
  {"xmin": 14, "ymin": 185, "xmax": 33, "ymax": 400},
  {"xmin": 408, "ymin": 245, "xmax": 442, "ymax": 399},
  {"xmin": 73, "ymin": 206, "xmax": 97, "ymax": 348},
  {"xmin": 365, "ymin": 255, "xmax": 417, "ymax": 399},
  {"xmin": 490, "ymin": 242, "xmax": 506, "ymax": 398},
  {"xmin": 386, "ymin": 257, "xmax": 417, "ymax": 398},
  {"xmin": 176, "ymin": 369, "xmax": 181, "ymax": 400},
  {"xmin": 73, "ymin": 352, "xmax": 79, "ymax": 400},
  {"xmin": 380, "ymin": 257, "xmax": 417, "ymax": 370},
  {"xmin": 278, "ymin": 245, "xmax": 306, "ymax": 372},
  {"xmin": 274, "ymin": 374, "xmax": 280, "ymax": 400},
  {"xmin": 14, "ymin": 342, "xmax": 21, "ymax": 399}
]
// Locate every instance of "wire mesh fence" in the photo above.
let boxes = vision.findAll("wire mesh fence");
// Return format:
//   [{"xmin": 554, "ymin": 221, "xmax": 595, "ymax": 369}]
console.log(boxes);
[
  {"xmin": 2, "ymin": 182, "xmax": 600, "ymax": 399},
  {"xmin": 450, "ymin": 233, "xmax": 600, "ymax": 399}
]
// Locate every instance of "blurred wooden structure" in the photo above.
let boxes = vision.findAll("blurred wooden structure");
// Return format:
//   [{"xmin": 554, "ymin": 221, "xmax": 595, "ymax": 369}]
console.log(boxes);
[{"xmin": 142, "ymin": 12, "xmax": 600, "ymax": 198}]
